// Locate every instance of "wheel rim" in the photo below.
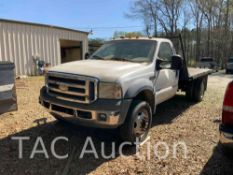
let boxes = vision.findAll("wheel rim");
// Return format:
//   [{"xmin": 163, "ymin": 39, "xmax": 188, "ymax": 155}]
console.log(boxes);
[{"xmin": 133, "ymin": 108, "xmax": 150, "ymax": 139}]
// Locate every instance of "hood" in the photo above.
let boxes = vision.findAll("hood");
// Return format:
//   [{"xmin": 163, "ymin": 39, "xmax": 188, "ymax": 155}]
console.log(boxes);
[{"xmin": 49, "ymin": 60, "xmax": 149, "ymax": 82}]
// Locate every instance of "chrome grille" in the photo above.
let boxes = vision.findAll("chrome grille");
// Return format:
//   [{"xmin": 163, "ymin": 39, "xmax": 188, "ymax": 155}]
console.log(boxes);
[{"xmin": 46, "ymin": 72, "xmax": 97, "ymax": 104}]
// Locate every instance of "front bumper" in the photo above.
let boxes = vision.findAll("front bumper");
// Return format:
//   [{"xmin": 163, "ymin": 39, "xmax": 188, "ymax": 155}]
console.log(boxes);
[
  {"xmin": 39, "ymin": 86, "xmax": 132, "ymax": 128},
  {"xmin": 219, "ymin": 124, "xmax": 233, "ymax": 149}
]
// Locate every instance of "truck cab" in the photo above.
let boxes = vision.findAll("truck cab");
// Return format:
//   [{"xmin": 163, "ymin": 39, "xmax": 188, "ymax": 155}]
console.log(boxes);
[{"xmin": 39, "ymin": 36, "xmax": 210, "ymax": 143}]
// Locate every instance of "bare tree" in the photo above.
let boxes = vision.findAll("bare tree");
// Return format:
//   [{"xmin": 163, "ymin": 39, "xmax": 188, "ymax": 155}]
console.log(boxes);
[
  {"xmin": 156, "ymin": 0, "xmax": 184, "ymax": 36},
  {"xmin": 198, "ymin": 0, "xmax": 219, "ymax": 56},
  {"xmin": 126, "ymin": 0, "xmax": 158, "ymax": 36},
  {"xmin": 189, "ymin": 0, "xmax": 204, "ymax": 60},
  {"xmin": 125, "ymin": 0, "xmax": 233, "ymax": 68},
  {"xmin": 126, "ymin": 0, "xmax": 184, "ymax": 36}
]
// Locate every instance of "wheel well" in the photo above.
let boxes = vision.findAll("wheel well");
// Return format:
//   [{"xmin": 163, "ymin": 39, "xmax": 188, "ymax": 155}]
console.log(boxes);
[
  {"xmin": 134, "ymin": 90, "xmax": 155, "ymax": 113},
  {"xmin": 195, "ymin": 76, "xmax": 208, "ymax": 91}
]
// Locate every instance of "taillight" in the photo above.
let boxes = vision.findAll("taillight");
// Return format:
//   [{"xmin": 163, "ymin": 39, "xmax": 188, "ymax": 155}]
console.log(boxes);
[{"xmin": 222, "ymin": 82, "xmax": 233, "ymax": 126}]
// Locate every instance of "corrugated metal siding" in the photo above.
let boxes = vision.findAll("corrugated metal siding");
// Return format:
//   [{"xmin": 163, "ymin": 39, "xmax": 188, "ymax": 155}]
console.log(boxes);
[{"xmin": 0, "ymin": 21, "xmax": 88, "ymax": 75}]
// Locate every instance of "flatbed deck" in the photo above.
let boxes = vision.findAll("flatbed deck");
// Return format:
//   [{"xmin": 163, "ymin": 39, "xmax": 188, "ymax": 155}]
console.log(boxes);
[{"xmin": 188, "ymin": 67, "xmax": 212, "ymax": 80}]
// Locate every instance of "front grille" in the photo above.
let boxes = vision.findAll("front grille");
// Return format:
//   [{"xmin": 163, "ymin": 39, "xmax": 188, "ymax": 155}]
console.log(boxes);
[
  {"xmin": 52, "ymin": 104, "xmax": 74, "ymax": 115},
  {"xmin": 47, "ymin": 72, "xmax": 97, "ymax": 104}
]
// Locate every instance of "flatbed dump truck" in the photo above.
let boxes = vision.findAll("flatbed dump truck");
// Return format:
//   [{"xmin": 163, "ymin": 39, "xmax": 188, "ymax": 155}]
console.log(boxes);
[{"xmin": 39, "ymin": 34, "xmax": 211, "ymax": 143}]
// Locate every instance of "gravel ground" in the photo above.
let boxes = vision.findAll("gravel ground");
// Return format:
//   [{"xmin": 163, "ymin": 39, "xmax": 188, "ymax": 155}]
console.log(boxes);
[{"xmin": 0, "ymin": 71, "xmax": 233, "ymax": 175}]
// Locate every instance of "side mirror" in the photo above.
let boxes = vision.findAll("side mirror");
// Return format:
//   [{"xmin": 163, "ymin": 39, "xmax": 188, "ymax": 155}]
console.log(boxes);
[
  {"xmin": 85, "ymin": 52, "xmax": 90, "ymax": 60},
  {"xmin": 156, "ymin": 58, "xmax": 172, "ymax": 70},
  {"xmin": 171, "ymin": 55, "xmax": 183, "ymax": 70},
  {"xmin": 156, "ymin": 59, "xmax": 164, "ymax": 70}
]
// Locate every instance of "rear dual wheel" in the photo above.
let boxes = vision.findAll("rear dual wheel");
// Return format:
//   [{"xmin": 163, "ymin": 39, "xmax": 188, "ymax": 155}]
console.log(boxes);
[
  {"xmin": 186, "ymin": 79, "xmax": 205, "ymax": 102},
  {"xmin": 193, "ymin": 79, "xmax": 205, "ymax": 102}
]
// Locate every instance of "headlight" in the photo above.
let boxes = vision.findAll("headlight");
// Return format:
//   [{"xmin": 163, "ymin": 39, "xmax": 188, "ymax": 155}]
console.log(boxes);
[{"xmin": 99, "ymin": 83, "xmax": 122, "ymax": 99}]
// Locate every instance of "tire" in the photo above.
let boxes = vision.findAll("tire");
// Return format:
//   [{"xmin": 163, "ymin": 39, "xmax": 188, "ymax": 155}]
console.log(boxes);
[
  {"xmin": 120, "ymin": 100, "xmax": 152, "ymax": 143},
  {"xmin": 193, "ymin": 79, "xmax": 205, "ymax": 102},
  {"xmin": 226, "ymin": 70, "xmax": 229, "ymax": 74},
  {"xmin": 185, "ymin": 89, "xmax": 193, "ymax": 100}
]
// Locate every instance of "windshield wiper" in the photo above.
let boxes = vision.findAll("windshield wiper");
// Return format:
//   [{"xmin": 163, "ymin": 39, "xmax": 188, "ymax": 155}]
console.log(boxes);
[
  {"xmin": 91, "ymin": 55, "xmax": 104, "ymax": 60},
  {"xmin": 111, "ymin": 57, "xmax": 134, "ymax": 62}
]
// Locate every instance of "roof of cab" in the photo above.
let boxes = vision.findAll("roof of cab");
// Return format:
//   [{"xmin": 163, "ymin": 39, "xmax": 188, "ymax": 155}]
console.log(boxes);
[{"xmin": 111, "ymin": 37, "xmax": 171, "ymax": 43}]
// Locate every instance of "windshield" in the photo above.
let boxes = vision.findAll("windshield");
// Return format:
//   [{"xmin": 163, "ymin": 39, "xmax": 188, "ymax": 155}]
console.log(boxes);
[{"xmin": 90, "ymin": 40, "xmax": 157, "ymax": 63}]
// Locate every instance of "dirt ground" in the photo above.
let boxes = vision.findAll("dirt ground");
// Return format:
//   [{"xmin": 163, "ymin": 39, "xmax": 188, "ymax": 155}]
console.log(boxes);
[{"xmin": 0, "ymin": 71, "xmax": 233, "ymax": 175}]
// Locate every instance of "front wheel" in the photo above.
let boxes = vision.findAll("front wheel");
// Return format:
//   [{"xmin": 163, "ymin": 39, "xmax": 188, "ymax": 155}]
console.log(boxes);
[{"xmin": 119, "ymin": 100, "xmax": 152, "ymax": 144}]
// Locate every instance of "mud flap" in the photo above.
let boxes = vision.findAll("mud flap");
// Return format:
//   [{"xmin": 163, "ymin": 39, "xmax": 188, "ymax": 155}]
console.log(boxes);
[{"xmin": 0, "ymin": 62, "xmax": 17, "ymax": 114}]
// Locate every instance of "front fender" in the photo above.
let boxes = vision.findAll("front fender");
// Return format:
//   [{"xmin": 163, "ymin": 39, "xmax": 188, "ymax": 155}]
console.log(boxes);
[{"xmin": 124, "ymin": 78, "xmax": 154, "ymax": 99}]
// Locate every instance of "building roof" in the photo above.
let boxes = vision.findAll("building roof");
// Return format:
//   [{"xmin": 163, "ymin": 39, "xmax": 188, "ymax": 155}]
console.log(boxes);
[{"xmin": 0, "ymin": 18, "xmax": 89, "ymax": 35}]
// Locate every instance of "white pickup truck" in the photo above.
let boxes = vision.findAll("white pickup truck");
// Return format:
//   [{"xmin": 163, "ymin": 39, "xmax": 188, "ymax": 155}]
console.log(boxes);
[{"xmin": 39, "ymin": 35, "xmax": 211, "ymax": 143}]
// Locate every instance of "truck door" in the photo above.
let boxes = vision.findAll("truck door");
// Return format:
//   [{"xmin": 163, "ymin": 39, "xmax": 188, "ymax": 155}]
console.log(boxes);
[
  {"xmin": 0, "ymin": 62, "xmax": 18, "ymax": 114},
  {"xmin": 155, "ymin": 42, "xmax": 179, "ymax": 104}
]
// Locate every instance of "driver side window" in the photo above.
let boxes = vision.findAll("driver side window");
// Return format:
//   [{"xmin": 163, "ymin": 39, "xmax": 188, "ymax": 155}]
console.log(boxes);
[{"xmin": 158, "ymin": 42, "xmax": 173, "ymax": 68}]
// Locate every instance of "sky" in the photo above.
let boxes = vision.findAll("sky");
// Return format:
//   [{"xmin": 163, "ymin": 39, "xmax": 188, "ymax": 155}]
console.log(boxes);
[{"xmin": 0, "ymin": 0, "xmax": 144, "ymax": 39}]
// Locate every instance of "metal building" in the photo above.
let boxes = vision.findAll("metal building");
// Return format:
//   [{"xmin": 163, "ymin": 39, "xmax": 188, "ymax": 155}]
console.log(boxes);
[{"xmin": 0, "ymin": 19, "xmax": 89, "ymax": 75}]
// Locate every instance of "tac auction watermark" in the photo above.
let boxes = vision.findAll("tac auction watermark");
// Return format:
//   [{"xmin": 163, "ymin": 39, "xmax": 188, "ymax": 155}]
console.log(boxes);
[{"xmin": 11, "ymin": 136, "xmax": 188, "ymax": 160}]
